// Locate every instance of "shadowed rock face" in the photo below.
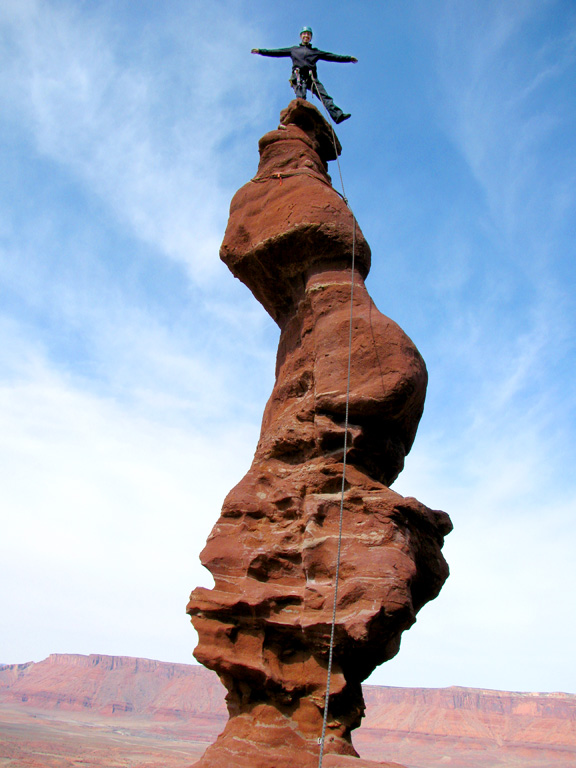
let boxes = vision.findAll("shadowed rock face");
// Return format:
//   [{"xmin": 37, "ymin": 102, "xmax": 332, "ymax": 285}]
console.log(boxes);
[{"xmin": 187, "ymin": 100, "xmax": 452, "ymax": 768}]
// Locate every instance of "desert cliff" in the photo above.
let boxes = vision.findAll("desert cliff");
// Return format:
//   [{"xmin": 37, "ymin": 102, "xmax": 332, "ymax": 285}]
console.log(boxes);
[{"xmin": 1, "ymin": 654, "xmax": 574, "ymax": 768}]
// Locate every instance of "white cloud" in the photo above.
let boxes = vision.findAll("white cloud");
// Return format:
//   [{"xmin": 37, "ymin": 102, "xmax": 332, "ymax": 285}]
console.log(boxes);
[
  {"xmin": 378, "ymin": 420, "xmax": 576, "ymax": 692},
  {"xmin": 0, "ymin": 332, "xmax": 259, "ymax": 664},
  {"xmin": 432, "ymin": 0, "xmax": 576, "ymax": 249},
  {"xmin": 0, "ymin": 0, "xmax": 273, "ymax": 281}
]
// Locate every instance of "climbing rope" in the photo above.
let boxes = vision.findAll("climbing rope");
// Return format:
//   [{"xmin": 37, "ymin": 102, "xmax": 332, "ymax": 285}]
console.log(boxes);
[
  {"xmin": 310, "ymin": 72, "xmax": 349, "ymax": 203},
  {"xmin": 317, "ymin": 219, "xmax": 356, "ymax": 768},
  {"xmin": 309, "ymin": 72, "xmax": 357, "ymax": 768},
  {"xmin": 250, "ymin": 87, "xmax": 358, "ymax": 762}
]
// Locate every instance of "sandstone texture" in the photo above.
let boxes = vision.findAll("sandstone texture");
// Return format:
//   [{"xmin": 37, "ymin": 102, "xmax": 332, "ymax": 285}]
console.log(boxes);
[
  {"xmin": 220, "ymin": 100, "xmax": 371, "ymax": 326},
  {"xmin": 187, "ymin": 101, "xmax": 452, "ymax": 768}
]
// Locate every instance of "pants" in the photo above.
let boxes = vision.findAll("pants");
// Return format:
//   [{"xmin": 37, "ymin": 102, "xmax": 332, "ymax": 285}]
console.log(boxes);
[{"xmin": 290, "ymin": 69, "xmax": 345, "ymax": 124}]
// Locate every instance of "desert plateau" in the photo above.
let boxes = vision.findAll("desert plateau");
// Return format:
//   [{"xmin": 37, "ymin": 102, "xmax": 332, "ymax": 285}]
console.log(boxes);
[{"xmin": 1, "ymin": 653, "xmax": 575, "ymax": 768}]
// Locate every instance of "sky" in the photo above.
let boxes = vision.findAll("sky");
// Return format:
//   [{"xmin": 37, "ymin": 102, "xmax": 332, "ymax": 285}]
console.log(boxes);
[{"xmin": 1, "ymin": 0, "xmax": 575, "ymax": 696}]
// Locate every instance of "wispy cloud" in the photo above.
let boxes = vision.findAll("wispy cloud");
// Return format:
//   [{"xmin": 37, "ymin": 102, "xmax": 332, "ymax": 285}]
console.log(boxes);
[
  {"xmin": 0, "ymin": 0, "xmax": 277, "ymax": 664},
  {"xmin": 415, "ymin": 0, "xmax": 575, "ymax": 436},
  {"xmin": 0, "ymin": 326, "xmax": 259, "ymax": 662},
  {"xmin": 431, "ymin": 0, "xmax": 576, "ymax": 246},
  {"xmin": 0, "ymin": 0, "xmax": 272, "ymax": 280},
  {"xmin": 370, "ymin": 0, "xmax": 576, "ymax": 692}
]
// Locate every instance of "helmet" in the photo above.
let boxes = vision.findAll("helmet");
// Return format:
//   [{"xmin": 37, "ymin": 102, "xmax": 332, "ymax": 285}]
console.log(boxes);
[{"xmin": 300, "ymin": 26, "xmax": 313, "ymax": 37}]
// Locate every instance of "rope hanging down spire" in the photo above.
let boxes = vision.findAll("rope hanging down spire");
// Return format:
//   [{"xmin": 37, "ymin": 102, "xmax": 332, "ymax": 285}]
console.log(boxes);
[{"xmin": 311, "ymin": 72, "xmax": 357, "ymax": 768}]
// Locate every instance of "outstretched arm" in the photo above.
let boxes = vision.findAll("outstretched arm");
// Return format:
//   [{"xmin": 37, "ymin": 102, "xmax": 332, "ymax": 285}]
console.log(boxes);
[
  {"xmin": 317, "ymin": 51, "xmax": 358, "ymax": 63},
  {"xmin": 251, "ymin": 47, "xmax": 293, "ymax": 57}
]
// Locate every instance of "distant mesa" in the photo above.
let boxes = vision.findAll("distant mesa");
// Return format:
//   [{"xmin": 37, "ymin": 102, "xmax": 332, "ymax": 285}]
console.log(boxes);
[{"xmin": 1, "ymin": 653, "xmax": 575, "ymax": 768}]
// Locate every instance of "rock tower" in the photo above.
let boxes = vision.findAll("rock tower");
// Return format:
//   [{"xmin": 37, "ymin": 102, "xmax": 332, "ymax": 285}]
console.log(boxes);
[{"xmin": 187, "ymin": 100, "xmax": 452, "ymax": 768}]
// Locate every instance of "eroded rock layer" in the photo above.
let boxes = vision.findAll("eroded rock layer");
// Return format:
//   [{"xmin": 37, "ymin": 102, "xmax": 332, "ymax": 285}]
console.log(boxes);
[{"xmin": 187, "ymin": 100, "xmax": 452, "ymax": 768}]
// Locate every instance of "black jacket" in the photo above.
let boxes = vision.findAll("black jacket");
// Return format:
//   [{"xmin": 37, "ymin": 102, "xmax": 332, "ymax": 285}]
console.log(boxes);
[{"xmin": 255, "ymin": 43, "xmax": 355, "ymax": 74}]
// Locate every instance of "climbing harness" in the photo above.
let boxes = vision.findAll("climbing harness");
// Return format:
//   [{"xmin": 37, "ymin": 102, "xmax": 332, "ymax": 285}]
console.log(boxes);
[
  {"xmin": 310, "ymin": 71, "xmax": 357, "ymax": 768},
  {"xmin": 290, "ymin": 66, "xmax": 313, "ymax": 98}
]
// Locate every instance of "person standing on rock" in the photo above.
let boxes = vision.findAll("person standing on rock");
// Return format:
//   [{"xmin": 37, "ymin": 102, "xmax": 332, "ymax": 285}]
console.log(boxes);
[{"xmin": 251, "ymin": 26, "xmax": 357, "ymax": 124}]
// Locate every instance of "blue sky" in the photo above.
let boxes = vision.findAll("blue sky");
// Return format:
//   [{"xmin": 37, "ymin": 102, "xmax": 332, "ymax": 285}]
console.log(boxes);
[{"xmin": 1, "ymin": 0, "xmax": 575, "ymax": 695}]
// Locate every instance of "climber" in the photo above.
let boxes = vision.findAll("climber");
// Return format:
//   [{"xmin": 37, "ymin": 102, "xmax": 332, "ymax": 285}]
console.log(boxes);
[{"xmin": 251, "ymin": 26, "xmax": 357, "ymax": 125}]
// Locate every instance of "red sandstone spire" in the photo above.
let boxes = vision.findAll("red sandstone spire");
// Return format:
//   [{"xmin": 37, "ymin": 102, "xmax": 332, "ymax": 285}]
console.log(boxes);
[{"xmin": 187, "ymin": 100, "xmax": 452, "ymax": 768}]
